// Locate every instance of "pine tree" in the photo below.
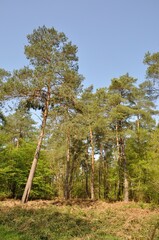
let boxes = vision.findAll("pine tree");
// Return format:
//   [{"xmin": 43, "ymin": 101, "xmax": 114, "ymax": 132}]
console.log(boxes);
[
  {"xmin": 108, "ymin": 74, "xmax": 138, "ymax": 202},
  {"xmin": 4, "ymin": 26, "xmax": 83, "ymax": 203}
]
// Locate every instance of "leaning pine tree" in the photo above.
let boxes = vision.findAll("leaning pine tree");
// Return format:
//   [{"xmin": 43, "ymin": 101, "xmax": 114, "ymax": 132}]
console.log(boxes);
[{"xmin": 8, "ymin": 26, "xmax": 83, "ymax": 203}]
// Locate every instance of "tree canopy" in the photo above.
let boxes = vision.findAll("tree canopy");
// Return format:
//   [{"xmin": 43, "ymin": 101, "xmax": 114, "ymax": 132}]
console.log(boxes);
[{"xmin": 0, "ymin": 26, "xmax": 159, "ymax": 204}]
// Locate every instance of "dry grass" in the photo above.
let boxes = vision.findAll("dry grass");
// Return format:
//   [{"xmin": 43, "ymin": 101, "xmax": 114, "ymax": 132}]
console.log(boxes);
[{"xmin": 0, "ymin": 199, "xmax": 159, "ymax": 240}]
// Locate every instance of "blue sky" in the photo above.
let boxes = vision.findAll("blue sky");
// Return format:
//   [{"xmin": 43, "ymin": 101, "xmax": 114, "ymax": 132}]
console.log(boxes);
[{"xmin": 1, "ymin": 0, "xmax": 159, "ymax": 90}]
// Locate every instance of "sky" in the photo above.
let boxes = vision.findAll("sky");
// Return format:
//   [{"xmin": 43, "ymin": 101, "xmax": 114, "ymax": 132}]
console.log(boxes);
[{"xmin": 0, "ymin": 0, "xmax": 159, "ymax": 90}]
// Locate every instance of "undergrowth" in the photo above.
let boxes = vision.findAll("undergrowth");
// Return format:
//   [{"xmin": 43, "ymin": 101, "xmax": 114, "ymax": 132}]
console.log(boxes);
[{"xmin": 0, "ymin": 200, "xmax": 158, "ymax": 240}]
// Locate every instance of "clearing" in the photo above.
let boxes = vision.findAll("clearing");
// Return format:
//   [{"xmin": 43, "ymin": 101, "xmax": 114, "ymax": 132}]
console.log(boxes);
[{"xmin": 0, "ymin": 199, "xmax": 159, "ymax": 240}]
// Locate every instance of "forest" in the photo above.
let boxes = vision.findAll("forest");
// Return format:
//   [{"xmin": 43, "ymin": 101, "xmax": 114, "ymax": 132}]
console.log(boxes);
[{"xmin": 0, "ymin": 26, "xmax": 159, "ymax": 204}]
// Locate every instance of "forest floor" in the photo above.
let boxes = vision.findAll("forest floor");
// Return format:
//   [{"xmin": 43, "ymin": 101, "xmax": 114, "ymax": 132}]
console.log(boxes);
[{"xmin": 0, "ymin": 199, "xmax": 159, "ymax": 240}]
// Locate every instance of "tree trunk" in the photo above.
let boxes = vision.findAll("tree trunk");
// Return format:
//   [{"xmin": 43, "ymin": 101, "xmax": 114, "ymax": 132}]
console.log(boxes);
[
  {"xmin": 85, "ymin": 172, "xmax": 89, "ymax": 198},
  {"xmin": 116, "ymin": 123, "xmax": 123, "ymax": 200},
  {"xmin": 85, "ymin": 141, "xmax": 90, "ymax": 198},
  {"xmin": 98, "ymin": 163, "xmax": 101, "ymax": 199},
  {"xmin": 122, "ymin": 138, "xmax": 129, "ymax": 202},
  {"xmin": 90, "ymin": 127, "xmax": 95, "ymax": 200},
  {"xmin": 98, "ymin": 146, "xmax": 102, "ymax": 199},
  {"xmin": 68, "ymin": 154, "xmax": 76, "ymax": 199},
  {"xmin": 124, "ymin": 171, "xmax": 129, "ymax": 202},
  {"xmin": 21, "ymin": 91, "xmax": 50, "ymax": 204},
  {"xmin": 103, "ymin": 147, "xmax": 109, "ymax": 200},
  {"xmin": 64, "ymin": 132, "xmax": 70, "ymax": 200}
]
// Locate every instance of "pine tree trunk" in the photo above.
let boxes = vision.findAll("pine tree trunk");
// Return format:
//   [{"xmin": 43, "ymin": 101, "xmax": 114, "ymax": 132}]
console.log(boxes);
[
  {"xmin": 103, "ymin": 147, "xmax": 109, "ymax": 200},
  {"xmin": 68, "ymin": 154, "xmax": 76, "ymax": 199},
  {"xmin": 98, "ymin": 146, "xmax": 104, "ymax": 199},
  {"xmin": 124, "ymin": 172, "xmax": 129, "ymax": 202},
  {"xmin": 21, "ymin": 90, "xmax": 50, "ymax": 204},
  {"xmin": 90, "ymin": 127, "xmax": 95, "ymax": 200},
  {"xmin": 84, "ymin": 143, "xmax": 90, "ymax": 198},
  {"xmin": 98, "ymin": 146, "xmax": 103, "ymax": 199},
  {"xmin": 116, "ymin": 123, "xmax": 123, "ymax": 200},
  {"xmin": 85, "ymin": 173, "xmax": 89, "ymax": 198},
  {"xmin": 64, "ymin": 132, "xmax": 70, "ymax": 200},
  {"xmin": 122, "ymin": 139, "xmax": 129, "ymax": 202}
]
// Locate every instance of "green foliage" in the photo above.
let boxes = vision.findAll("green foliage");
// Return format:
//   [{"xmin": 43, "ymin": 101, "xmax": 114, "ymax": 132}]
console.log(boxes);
[
  {"xmin": 30, "ymin": 151, "xmax": 57, "ymax": 200},
  {"xmin": 144, "ymin": 51, "xmax": 159, "ymax": 80},
  {"xmin": 0, "ymin": 68, "xmax": 10, "ymax": 101},
  {"xmin": 126, "ymin": 130, "xmax": 151, "ymax": 201},
  {"xmin": 0, "ymin": 142, "xmax": 57, "ymax": 200},
  {"xmin": 1, "ymin": 27, "xmax": 159, "ymax": 204},
  {"xmin": 146, "ymin": 129, "xmax": 159, "ymax": 203},
  {"xmin": 0, "ymin": 142, "xmax": 36, "ymax": 198}
]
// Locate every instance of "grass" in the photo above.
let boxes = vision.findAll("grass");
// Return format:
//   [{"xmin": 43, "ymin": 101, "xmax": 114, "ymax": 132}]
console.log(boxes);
[
  {"xmin": 0, "ymin": 200, "xmax": 159, "ymax": 240},
  {"xmin": 0, "ymin": 225, "xmax": 27, "ymax": 240}
]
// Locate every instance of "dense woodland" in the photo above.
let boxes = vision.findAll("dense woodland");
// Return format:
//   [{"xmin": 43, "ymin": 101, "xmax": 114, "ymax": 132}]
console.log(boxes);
[{"xmin": 0, "ymin": 26, "xmax": 159, "ymax": 203}]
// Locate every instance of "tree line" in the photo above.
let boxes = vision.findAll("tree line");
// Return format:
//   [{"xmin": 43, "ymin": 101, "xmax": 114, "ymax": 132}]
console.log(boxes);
[{"xmin": 0, "ymin": 26, "xmax": 159, "ymax": 203}]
